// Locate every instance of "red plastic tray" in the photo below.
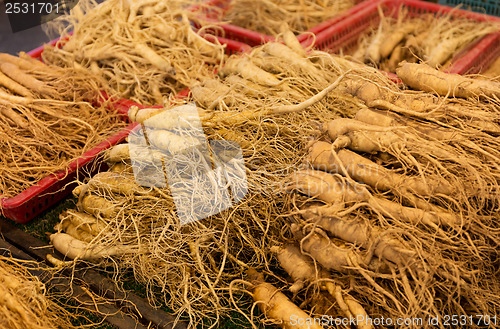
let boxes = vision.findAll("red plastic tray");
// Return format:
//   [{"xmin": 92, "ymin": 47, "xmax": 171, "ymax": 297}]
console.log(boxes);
[
  {"xmin": 446, "ymin": 31, "xmax": 500, "ymax": 74},
  {"xmin": 189, "ymin": 0, "xmax": 275, "ymax": 46},
  {"xmin": 190, "ymin": 0, "xmax": 362, "ymax": 47},
  {"xmin": 296, "ymin": 0, "xmax": 367, "ymax": 45},
  {"xmin": 301, "ymin": 0, "xmax": 500, "ymax": 76}
]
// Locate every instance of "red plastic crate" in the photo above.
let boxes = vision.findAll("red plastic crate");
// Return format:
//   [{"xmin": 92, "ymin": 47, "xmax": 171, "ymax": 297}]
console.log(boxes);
[
  {"xmin": 189, "ymin": 0, "xmax": 275, "ymax": 46},
  {"xmin": 202, "ymin": 34, "xmax": 252, "ymax": 55},
  {"xmin": 446, "ymin": 31, "xmax": 500, "ymax": 74},
  {"xmin": 191, "ymin": 0, "xmax": 363, "ymax": 47},
  {"xmin": 296, "ymin": 0, "xmax": 367, "ymax": 45},
  {"xmin": 302, "ymin": 0, "xmax": 500, "ymax": 76}
]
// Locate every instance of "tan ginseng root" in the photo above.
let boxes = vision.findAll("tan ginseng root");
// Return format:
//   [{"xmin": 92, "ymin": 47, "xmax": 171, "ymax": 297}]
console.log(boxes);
[
  {"xmin": 108, "ymin": 161, "xmax": 134, "ymax": 174},
  {"xmin": 288, "ymin": 168, "xmax": 458, "ymax": 230},
  {"xmin": 290, "ymin": 223, "xmax": 390, "ymax": 275},
  {"xmin": 288, "ymin": 166, "xmax": 476, "ymax": 262},
  {"xmin": 286, "ymin": 168, "xmax": 500, "ymax": 325},
  {"xmin": 271, "ymin": 244, "xmax": 372, "ymax": 329},
  {"xmin": 0, "ymin": 63, "xmax": 56, "ymax": 98},
  {"xmin": 222, "ymin": 39, "xmax": 500, "ymax": 326},
  {"xmin": 52, "ymin": 165, "xmax": 292, "ymax": 327},
  {"xmin": 280, "ymin": 22, "xmax": 306, "ymax": 57},
  {"xmin": 422, "ymin": 16, "xmax": 499, "ymax": 68},
  {"xmin": 51, "ymin": 174, "xmax": 144, "ymax": 262},
  {"xmin": 376, "ymin": 7, "xmax": 420, "ymax": 67},
  {"xmin": 297, "ymin": 211, "xmax": 416, "ymax": 271},
  {"xmin": 341, "ymin": 76, "xmax": 500, "ymax": 198},
  {"xmin": 289, "ymin": 167, "xmax": 496, "ymax": 315},
  {"xmin": 303, "ymin": 140, "xmax": 500, "ymax": 263},
  {"xmin": 74, "ymin": 171, "xmax": 151, "ymax": 197},
  {"xmin": 0, "ymin": 69, "xmax": 33, "ymax": 98},
  {"xmin": 0, "ymin": 255, "xmax": 81, "ymax": 329},
  {"xmin": 319, "ymin": 118, "xmax": 493, "ymax": 201},
  {"xmin": 0, "ymin": 101, "xmax": 126, "ymax": 199},
  {"xmin": 385, "ymin": 43, "xmax": 408, "ymax": 74},
  {"xmin": 129, "ymin": 37, "xmax": 356, "ymax": 127},
  {"xmin": 42, "ymin": 0, "xmax": 226, "ymax": 105},
  {"xmin": 340, "ymin": 74, "xmax": 500, "ymax": 133},
  {"xmin": 0, "ymin": 52, "xmax": 61, "ymax": 99},
  {"xmin": 56, "ymin": 209, "xmax": 109, "ymax": 242},
  {"xmin": 354, "ymin": 107, "xmax": 459, "ymax": 140},
  {"xmin": 352, "ymin": 7, "xmax": 422, "ymax": 70},
  {"xmin": 240, "ymin": 269, "xmax": 324, "ymax": 329},
  {"xmin": 0, "ymin": 51, "xmax": 102, "ymax": 102},
  {"xmin": 397, "ymin": 61, "xmax": 500, "ymax": 99},
  {"xmin": 0, "ymin": 52, "xmax": 52, "ymax": 72},
  {"xmin": 353, "ymin": 108, "xmax": 500, "ymax": 170},
  {"xmin": 353, "ymin": 7, "xmax": 498, "ymax": 72},
  {"xmin": 337, "ymin": 77, "xmax": 500, "ymax": 207},
  {"xmin": 362, "ymin": 19, "xmax": 384, "ymax": 65},
  {"xmin": 288, "ymin": 223, "xmax": 431, "ymax": 321},
  {"xmin": 324, "ymin": 113, "xmax": 500, "ymax": 205},
  {"xmin": 49, "ymin": 232, "xmax": 139, "ymax": 261},
  {"xmin": 194, "ymin": 26, "xmax": 363, "ymax": 115},
  {"xmin": 349, "ymin": 108, "xmax": 500, "ymax": 238},
  {"xmin": 49, "ymin": 45, "xmax": 500, "ymax": 328}
]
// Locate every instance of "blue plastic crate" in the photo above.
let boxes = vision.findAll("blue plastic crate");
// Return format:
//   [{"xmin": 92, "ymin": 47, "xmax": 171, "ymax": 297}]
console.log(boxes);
[{"xmin": 438, "ymin": 0, "xmax": 500, "ymax": 17}]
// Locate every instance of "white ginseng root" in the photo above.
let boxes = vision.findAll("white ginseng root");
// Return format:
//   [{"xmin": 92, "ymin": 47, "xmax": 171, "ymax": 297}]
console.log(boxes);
[
  {"xmin": 299, "ymin": 212, "xmax": 415, "ymax": 267},
  {"xmin": 289, "ymin": 168, "xmax": 459, "ymax": 228},
  {"xmin": 247, "ymin": 269, "xmax": 324, "ymax": 329},
  {"xmin": 271, "ymin": 244, "xmax": 372, "ymax": 328},
  {"xmin": 50, "ymin": 233, "xmax": 136, "ymax": 261},
  {"xmin": 291, "ymin": 224, "xmax": 389, "ymax": 274}
]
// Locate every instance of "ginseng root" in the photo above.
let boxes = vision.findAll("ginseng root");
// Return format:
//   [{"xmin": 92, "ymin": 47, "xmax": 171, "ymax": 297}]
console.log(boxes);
[
  {"xmin": 247, "ymin": 269, "xmax": 324, "ymax": 329},
  {"xmin": 396, "ymin": 61, "xmax": 500, "ymax": 99}
]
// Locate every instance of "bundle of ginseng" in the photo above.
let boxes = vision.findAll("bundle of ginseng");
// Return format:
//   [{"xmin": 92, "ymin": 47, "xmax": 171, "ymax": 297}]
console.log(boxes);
[
  {"xmin": 0, "ymin": 255, "xmax": 82, "ymax": 329},
  {"xmin": 47, "ymin": 34, "xmax": 379, "ymax": 327},
  {"xmin": 49, "ymin": 35, "xmax": 500, "ymax": 327},
  {"xmin": 42, "ymin": 0, "xmax": 229, "ymax": 105},
  {"xmin": 276, "ymin": 63, "xmax": 500, "ymax": 328},
  {"xmin": 352, "ymin": 6, "xmax": 499, "ymax": 72},
  {"xmin": 0, "ymin": 52, "xmax": 127, "ymax": 199}
]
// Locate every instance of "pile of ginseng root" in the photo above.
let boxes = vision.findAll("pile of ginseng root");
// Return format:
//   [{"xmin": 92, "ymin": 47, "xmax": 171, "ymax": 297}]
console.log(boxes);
[
  {"xmin": 350, "ymin": 6, "xmax": 499, "ymax": 73},
  {"xmin": 197, "ymin": 0, "xmax": 355, "ymax": 36},
  {"xmin": 42, "ymin": 0, "xmax": 230, "ymax": 105},
  {"xmin": 46, "ymin": 31, "xmax": 368, "ymax": 327},
  {"xmin": 0, "ymin": 52, "xmax": 127, "ymax": 199},
  {"xmin": 0, "ymin": 255, "xmax": 81, "ymax": 329},
  {"xmin": 256, "ymin": 63, "xmax": 500, "ymax": 329},
  {"xmin": 48, "ymin": 33, "xmax": 500, "ymax": 329}
]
